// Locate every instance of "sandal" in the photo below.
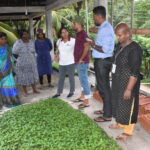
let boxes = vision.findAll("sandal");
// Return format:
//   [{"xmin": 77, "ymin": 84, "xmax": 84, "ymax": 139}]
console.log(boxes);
[
  {"xmin": 49, "ymin": 84, "xmax": 54, "ymax": 88},
  {"xmin": 72, "ymin": 98, "xmax": 84, "ymax": 103},
  {"xmin": 78, "ymin": 103, "xmax": 90, "ymax": 109},
  {"xmin": 94, "ymin": 110, "xmax": 104, "ymax": 115},
  {"xmin": 109, "ymin": 124, "xmax": 122, "ymax": 129},
  {"xmin": 116, "ymin": 133, "xmax": 132, "ymax": 141},
  {"xmin": 33, "ymin": 90, "xmax": 40, "ymax": 94},
  {"xmin": 23, "ymin": 93, "xmax": 28, "ymax": 97},
  {"xmin": 94, "ymin": 116, "xmax": 112, "ymax": 122}
]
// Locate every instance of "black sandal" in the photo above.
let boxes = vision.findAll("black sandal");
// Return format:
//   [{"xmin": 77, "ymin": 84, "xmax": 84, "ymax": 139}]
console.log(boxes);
[
  {"xmin": 94, "ymin": 116, "xmax": 112, "ymax": 122},
  {"xmin": 78, "ymin": 103, "xmax": 90, "ymax": 109},
  {"xmin": 72, "ymin": 98, "xmax": 84, "ymax": 103},
  {"xmin": 94, "ymin": 110, "xmax": 104, "ymax": 115}
]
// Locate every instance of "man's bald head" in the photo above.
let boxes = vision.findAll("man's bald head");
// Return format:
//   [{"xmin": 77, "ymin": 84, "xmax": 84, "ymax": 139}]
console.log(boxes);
[{"xmin": 115, "ymin": 23, "xmax": 131, "ymax": 34}]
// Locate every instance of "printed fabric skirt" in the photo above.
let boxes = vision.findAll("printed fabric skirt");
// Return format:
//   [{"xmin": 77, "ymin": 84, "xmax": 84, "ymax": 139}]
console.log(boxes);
[{"xmin": 0, "ymin": 73, "xmax": 20, "ymax": 109}]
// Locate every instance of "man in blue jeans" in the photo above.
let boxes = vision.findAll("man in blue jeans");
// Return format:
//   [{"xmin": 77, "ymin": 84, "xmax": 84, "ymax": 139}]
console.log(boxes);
[{"xmin": 73, "ymin": 17, "xmax": 91, "ymax": 109}]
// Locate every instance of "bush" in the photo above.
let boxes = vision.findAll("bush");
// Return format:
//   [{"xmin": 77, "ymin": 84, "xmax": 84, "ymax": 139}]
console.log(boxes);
[
  {"xmin": 133, "ymin": 35, "xmax": 150, "ymax": 78},
  {"xmin": 0, "ymin": 99, "xmax": 120, "ymax": 150},
  {"xmin": 0, "ymin": 22, "xmax": 18, "ymax": 46}
]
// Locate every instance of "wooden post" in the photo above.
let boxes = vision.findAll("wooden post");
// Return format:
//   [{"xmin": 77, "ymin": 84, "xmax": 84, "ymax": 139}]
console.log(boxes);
[
  {"xmin": 94, "ymin": 0, "xmax": 108, "ymax": 20},
  {"xmin": 29, "ymin": 17, "xmax": 34, "ymax": 40},
  {"xmin": 45, "ymin": 10, "xmax": 54, "ymax": 56}
]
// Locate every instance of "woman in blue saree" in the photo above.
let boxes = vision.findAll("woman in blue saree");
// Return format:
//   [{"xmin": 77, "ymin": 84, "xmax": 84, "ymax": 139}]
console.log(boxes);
[{"xmin": 0, "ymin": 32, "xmax": 20, "ymax": 109}]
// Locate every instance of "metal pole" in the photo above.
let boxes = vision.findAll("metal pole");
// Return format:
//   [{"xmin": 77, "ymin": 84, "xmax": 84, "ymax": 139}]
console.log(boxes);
[
  {"xmin": 85, "ymin": 0, "xmax": 89, "ymax": 34},
  {"xmin": 131, "ymin": 0, "xmax": 134, "ymax": 29}
]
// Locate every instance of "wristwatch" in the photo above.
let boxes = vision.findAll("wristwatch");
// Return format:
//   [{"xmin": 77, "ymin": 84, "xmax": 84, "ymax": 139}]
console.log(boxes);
[{"xmin": 93, "ymin": 44, "xmax": 96, "ymax": 49}]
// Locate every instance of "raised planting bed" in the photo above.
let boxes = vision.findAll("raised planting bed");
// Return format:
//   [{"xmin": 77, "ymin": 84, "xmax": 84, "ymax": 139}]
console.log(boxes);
[{"xmin": 0, "ymin": 99, "xmax": 120, "ymax": 150}]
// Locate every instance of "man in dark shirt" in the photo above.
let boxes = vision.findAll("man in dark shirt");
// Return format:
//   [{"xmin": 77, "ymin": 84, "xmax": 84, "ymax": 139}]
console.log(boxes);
[{"xmin": 73, "ymin": 17, "xmax": 91, "ymax": 109}]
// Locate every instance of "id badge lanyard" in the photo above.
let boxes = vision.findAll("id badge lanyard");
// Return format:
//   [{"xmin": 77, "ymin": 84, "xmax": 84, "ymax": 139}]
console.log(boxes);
[{"xmin": 112, "ymin": 47, "xmax": 124, "ymax": 74}]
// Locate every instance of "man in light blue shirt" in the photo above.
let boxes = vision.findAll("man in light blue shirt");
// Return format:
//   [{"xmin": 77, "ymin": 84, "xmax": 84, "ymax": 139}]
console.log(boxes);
[
  {"xmin": 92, "ymin": 21, "xmax": 114, "ymax": 58},
  {"xmin": 88, "ymin": 6, "xmax": 115, "ymax": 122}
]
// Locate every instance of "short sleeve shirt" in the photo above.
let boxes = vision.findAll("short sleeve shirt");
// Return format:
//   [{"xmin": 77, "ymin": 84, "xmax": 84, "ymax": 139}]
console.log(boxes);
[
  {"xmin": 74, "ymin": 30, "xmax": 89, "ymax": 64},
  {"xmin": 57, "ymin": 38, "xmax": 75, "ymax": 66}
]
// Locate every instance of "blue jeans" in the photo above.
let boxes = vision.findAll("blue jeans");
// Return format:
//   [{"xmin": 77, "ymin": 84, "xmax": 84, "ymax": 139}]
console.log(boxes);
[{"xmin": 76, "ymin": 63, "xmax": 91, "ymax": 99}]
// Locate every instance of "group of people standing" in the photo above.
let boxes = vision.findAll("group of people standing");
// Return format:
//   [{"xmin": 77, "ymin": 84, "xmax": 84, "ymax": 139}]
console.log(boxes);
[
  {"xmin": 90, "ymin": 6, "xmax": 142, "ymax": 141},
  {"xmin": 13, "ymin": 29, "xmax": 54, "ymax": 97},
  {"xmin": 0, "ymin": 28, "xmax": 54, "ymax": 106},
  {"xmin": 0, "ymin": 5, "xmax": 142, "ymax": 141},
  {"xmin": 53, "ymin": 6, "xmax": 142, "ymax": 141}
]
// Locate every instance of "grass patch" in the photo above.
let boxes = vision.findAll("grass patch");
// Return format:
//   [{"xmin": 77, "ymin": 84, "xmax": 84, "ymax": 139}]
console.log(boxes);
[{"xmin": 0, "ymin": 99, "xmax": 120, "ymax": 150}]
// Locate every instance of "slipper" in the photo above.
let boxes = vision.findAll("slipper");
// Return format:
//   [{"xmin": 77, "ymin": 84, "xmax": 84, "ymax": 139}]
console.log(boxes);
[
  {"xmin": 23, "ymin": 93, "xmax": 28, "ymax": 97},
  {"xmin": 72, "ymin": 98, "xmax": 84, "ymax": 103},
  {"xmin": 78, "ymin": 103, "xmax": 90, "ymax": 109},
  {"xmin": 116, "ymin": 133, "xmax": 132, "ymax": 141},
  {"xmin": 33, "ymin": 90, "xmax": 40, "ymax": 94},
  {"xmin": 49, "ymin": 84, "xmax": 54, "ymax": 88},
  {"xmin": 94, "ymin": 110, "xmax": 104, "ymax": 115},
  {"xmin": 94, "ymin": 116, "xmax": 112, "ymax": 122},
  {"xmin": 52, "ymin": 94, "xmax": 60, "ymax": 98}
]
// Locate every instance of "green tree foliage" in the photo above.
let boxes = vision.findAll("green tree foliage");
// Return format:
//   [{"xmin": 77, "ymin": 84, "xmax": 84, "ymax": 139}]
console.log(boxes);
[
  {"xmin": 112, "ymin": 0, "xmax": 150, "ymax": 78},
  {"xmin": 134, "ymin": 0, "xmax": 150, "ymax": 29},
  {"xmin": 133, "ymin": 35, "xmax": 150, "ymax": 78},
  {"xmin": 0, "ymin": 22, "xmax": 18, "ymax": 46},
  {"xmin": 35, "ymin": 8, "xmax": 76, "ymax": 40}
]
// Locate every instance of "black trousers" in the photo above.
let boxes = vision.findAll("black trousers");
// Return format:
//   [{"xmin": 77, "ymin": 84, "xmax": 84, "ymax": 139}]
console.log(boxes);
[
  {"xmin": 94, "ymin": 58, "xmax": 112, "ymax": 118},
  {"xmin": 39, "ymin": 75, "xmax": 51, "ymax": 85}
]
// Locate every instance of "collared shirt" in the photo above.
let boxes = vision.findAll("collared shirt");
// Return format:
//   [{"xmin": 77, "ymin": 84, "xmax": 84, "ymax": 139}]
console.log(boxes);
[
  {"xmin": 74, "ymin": 30, "xmax": 90, "ymax": 64},
  {"xmin": 92, "ymin": 21, "xmax": 115, "ymax": 59}
]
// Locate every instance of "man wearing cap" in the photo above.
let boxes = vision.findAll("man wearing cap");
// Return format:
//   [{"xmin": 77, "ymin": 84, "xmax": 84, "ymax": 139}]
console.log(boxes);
[{"xmin": 73, "ymin": 17, "xmax": 91, "ymax": 109}]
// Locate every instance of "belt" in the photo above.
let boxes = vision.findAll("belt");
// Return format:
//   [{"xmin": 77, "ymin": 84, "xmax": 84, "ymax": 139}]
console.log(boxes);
[{"xmin": 94, "ymin": 57, "xmax": 112, "ymax": 61}]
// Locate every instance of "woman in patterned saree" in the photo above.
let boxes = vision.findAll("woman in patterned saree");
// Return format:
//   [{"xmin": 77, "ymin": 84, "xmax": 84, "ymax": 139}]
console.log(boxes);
[{"xmin": 0, "ymin": 32, "xmax": 20, "ymax": 109}]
